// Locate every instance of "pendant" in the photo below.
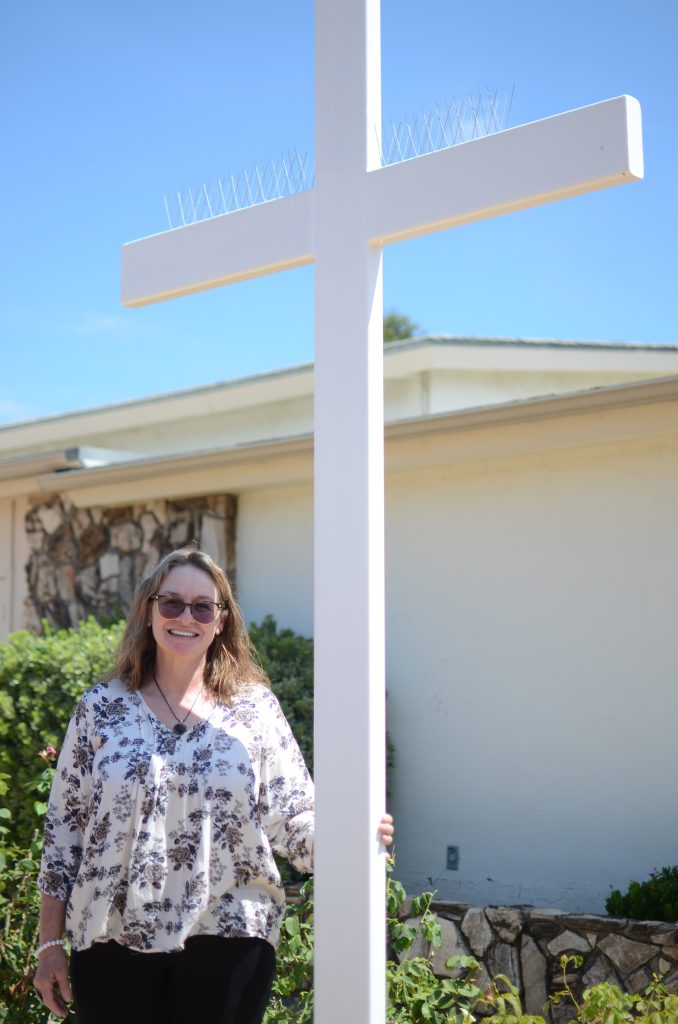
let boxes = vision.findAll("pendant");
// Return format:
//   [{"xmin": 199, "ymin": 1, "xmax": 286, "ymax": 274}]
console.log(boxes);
[{"xmin": 173, "ymin": 722, "xmax": 188, "ymax": 736}]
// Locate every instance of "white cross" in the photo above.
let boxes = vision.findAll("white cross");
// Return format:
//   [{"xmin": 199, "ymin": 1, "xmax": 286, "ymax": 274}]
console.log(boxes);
[{"xmin": 121, "ymin": 2, "xmax": 643, "ymax": 1020}]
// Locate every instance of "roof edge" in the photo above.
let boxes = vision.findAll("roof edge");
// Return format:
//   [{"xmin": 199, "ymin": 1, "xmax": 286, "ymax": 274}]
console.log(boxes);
[
  {"xmin": 25, "ymin": 372, "xmax": 678, "ymax": 493},
  {"xmin": 3, "ymin": 335, "xmax": 678, "ymax": 441}
]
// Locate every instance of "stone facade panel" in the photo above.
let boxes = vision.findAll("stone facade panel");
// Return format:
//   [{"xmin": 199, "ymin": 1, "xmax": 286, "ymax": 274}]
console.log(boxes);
[
  {"xmin": 110, "ymin": 521, "xmax": 143, "ymax": 554},
  {"xmin": 488, "ymin": 941, "xmax": 521, "ymax": 987},
  {"xmin": 22, "ymin": 494, "xmax": 238, "ymax": 630},
  {"xmin": 520, "ymin": 934, "xmax": 548, "ymax": 1015},
  {"xmin": 78, "ymin": 525, "xmax": 108, "ymax": 568},
  {"xmin": 430, "ymin": 918, "xmax": 469, "ymax": 978},
  {"xmin": 582, "ymin": 954, "xmax": 621, "ymax": 989},
  {"xmin": 599, "ymin": 934, "xmax": 656, "ymax": 975},
  {"xmin": 36, "ymin": 503, "xmax": 64, "ymax": 535},
  {"xmin": 99, "ymin": 552, "xmax": 120, "ymax": 580},
  {"xmin": 140, "ymin": 512, "xmax": 161, "ymax": 543},
  {"xmin": 73, "ymin": 509, "xmax": 93, "ymax": 538},
  {"xmin": 462, "ymin": 907, "xmax": 493, "ymax": 957},
  {"xmin": 547, "ymin": 930, "xmax": 591, "ymax": 956},
  {"xmin": 398, "ymin": 899, "xmax": 678, "ymax": 1022},
  {"xmin": 486, "ymin": 907, "xmax": 523, "ymax": 944}
]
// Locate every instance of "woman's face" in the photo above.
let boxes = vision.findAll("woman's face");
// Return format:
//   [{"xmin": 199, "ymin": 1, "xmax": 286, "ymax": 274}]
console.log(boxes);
[{"xmin": 148, "ymin": 564, "xmax": 226, "ymax": 665}]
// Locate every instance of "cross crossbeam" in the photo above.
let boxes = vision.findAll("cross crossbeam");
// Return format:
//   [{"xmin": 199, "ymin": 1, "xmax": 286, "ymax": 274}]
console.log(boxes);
[{"xmin": 122, "ymin": 97, "xmax": 641, "ymax": 308}]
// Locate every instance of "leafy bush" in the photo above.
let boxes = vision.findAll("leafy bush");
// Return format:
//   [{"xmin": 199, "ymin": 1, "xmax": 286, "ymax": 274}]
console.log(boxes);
[
  {"xmin": 266, "ymin": 886, "xmax": 678, "ymax": 1024},
  {"xmin": 482, "ymin": 955, "xmax": 678, "ymax": 1024},
  {"xmin": 0, "ymin": 618, "xmax": 124, "ymax": 846},
  {"xmin": 250, "ymin": 614, "xmax": 396, "ymax": 783},
  {"xmin": 3, "ymin": 751, "xmax": 678, "ymax": 1024},
  {"xmin": 249, "ymin": 615, "xmax": 314, "ymax": 773},
  {"xmin": 0, "ymin": 754, "xmax": 55, "ymax": 1023},
  {"xmin": 6, "ymin": 618, "xmax": 678, "ymax": 1023},
  {"xmin": 385, "ymin": 863, "xmax": 481, "ymax": 1024},
  {"xmin": 263, "ymin": 860, "xmax": 483, "ymax": 1024},
  {"xmin": 606, "ymin": 867, "xmax": 678, "ymax": 922}
]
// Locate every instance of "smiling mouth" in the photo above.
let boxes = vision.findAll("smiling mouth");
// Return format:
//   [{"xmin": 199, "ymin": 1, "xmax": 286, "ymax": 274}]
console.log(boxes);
[{"xmin": 168, "ymin": 629, "xmax": 199, "ymax": 637}]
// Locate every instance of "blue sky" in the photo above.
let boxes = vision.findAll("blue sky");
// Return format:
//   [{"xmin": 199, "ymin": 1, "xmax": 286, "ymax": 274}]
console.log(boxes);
[{"xmin": 1, "ymin": 0, "xmax": 676, "ymax": 425}]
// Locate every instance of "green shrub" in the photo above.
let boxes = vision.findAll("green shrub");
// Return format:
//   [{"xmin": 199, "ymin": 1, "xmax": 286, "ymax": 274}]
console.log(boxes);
[
  {"xmin": 482, "ymin": 955, "xmax": 678, "ymax": 1024},
  {"xmin": 266, "ymin": 885, "xmax": 678, "ymax": 1024},
  {"xmin": 0, "ymin": 757, "xmax": 55, "ymax": 1023},
  {"xmin": 249, "ymin": 614, "xmax": 396, "ymax": 784},
  {"xmin": 606, "ymin": 867, "xmax": 678, "ymax": 922},
  {"xmin": 249, "ymin": 615, "xmax": 314, "ymax": 773},
  {"xmin": 0, "ymin": 618, "xmax": 124, "ymax": 846},
  {"xmin": 3, "ymin": 748, "xmax": 678, "ymax": 1024},
  {"xmin": 263, "ymin": 860, "xmax": 483, "ymax": 1024}
]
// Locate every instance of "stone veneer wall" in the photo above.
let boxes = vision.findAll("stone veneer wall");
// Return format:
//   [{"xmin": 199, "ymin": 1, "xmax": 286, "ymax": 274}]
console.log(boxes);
[
  {"xmin": 401, "ymin": 901, "xmax": 678, "ymax": 1018},
  {"xmin": 24, "ymin": 494, "xmax": 237, "ymax": 631}
]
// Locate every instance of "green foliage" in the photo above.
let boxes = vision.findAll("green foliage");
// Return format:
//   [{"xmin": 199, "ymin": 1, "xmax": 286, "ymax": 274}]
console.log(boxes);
[
  {"xmin": 263, "ymin": 860, "xmax": 484, "ymax": 1024},
  {"xmin": 384, "ymin": 311, "xmax": 420, "ymax": 342},
  {"xmin": 6, "ymin": 620, "xmax": 678, "ymax": 1024},
  {"xmin": 606, "ymin": 867, "xmax": 678, "ymax": 923},
  {"xmin": 249, "ymin": 615, "xmax": 315, "ymax": 886},
  {"xmin": 249, "ymin": 615, "xmax": 314, "ymax": 774},
  {"xmin": 0, "ymin": 618, "xmax": 124, "ymax": 846},
  {"xmin": 3, "ymin": 752, "xmax": 678, "ymax": 1024},
  {"xmin": 267, "ymin": 908, "xmax": 678, "ymax": 1024},
  {"xmin": 482, "ymin": 956, "xmax": 678, "ymax": 1024},
  {"xmin": 0, "ymin": 843, "xmax": 45, "ymax": 1023},
  {"xmin": 385, "ymin": 860, "xmax": 482, "ymax": 1024},
  {"xmin": 0, "ymin": 760, "xmax": 56, "ymax": 1023},
  {"xmin": 263, "ymin": 878, "xmax": 315, "ymax": 1023}
]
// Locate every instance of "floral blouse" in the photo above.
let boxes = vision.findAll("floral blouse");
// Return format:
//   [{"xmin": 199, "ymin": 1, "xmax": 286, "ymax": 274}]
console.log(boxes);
[{"xmin": 38, "ymin": 678, "xmax": 314, "ymax": 952}]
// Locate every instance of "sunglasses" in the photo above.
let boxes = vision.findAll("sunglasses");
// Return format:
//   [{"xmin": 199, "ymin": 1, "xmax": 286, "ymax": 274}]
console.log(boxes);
[{"xmin": 149, "ymin": 595, "xmax": 224, "ymax": 624}]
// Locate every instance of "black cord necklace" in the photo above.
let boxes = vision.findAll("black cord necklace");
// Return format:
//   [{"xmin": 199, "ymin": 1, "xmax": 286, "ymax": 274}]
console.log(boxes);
[{"xmin": 152, "ymin": 669, "xmax": 203, "ymax": 735}]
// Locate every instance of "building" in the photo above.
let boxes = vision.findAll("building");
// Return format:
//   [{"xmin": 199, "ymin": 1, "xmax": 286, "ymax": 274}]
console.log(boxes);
[{"xmin": 2, "ymin": 335, "xmax": 678, "ymax": 911}]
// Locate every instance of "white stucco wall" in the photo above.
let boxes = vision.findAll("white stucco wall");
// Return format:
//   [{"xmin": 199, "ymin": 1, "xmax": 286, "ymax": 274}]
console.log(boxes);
[
  {"xmin": 381, "ymin": 369, "xmax": 678, "ymax": 422},
  {"xmin": 3, "ymin": 378, "xmax": 677, "ymax": 913},
  {"xmin": 83, "ymin": 395, "xmax": 315, "ymax": 457},
  {"xmin": 233, "ymin": 432, "xmax": 678, "ymax": 914},
  {"xmin": 236, "ymin": 484, "xmax": 314, "ymax": 638},
  {"xmin": 0, "ymin": 497, "xmax": 30, "ymax": 638},
  {"xmin": 385, "ymin": 437, "xmax": 678, "ymax": 912}
]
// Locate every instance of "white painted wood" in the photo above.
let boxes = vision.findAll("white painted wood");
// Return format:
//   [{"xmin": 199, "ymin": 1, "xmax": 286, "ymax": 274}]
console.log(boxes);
[
  {"xmin": 121, "ymin": 190, "xmax": 314, "ymax": 308},
  {"xmin": 369, "ymin": 95, "xmax": 643, "ymax": 246},
  {"xmin": 313, "ymin": 2, "xmax": 387, "ymax": 1019},
  {"xmin": 121, "ymin": 98, "xmax": 642, "ymax": 309},
  {"xmin": 120, "ymin": 0, "xmax": 643, "ymax": 1018}
]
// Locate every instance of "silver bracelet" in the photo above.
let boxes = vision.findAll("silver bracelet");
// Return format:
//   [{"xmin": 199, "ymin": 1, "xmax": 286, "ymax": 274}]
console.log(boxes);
[{"xmin": 35, "ymin": 938, "xmax": 65, "ymax": 958}]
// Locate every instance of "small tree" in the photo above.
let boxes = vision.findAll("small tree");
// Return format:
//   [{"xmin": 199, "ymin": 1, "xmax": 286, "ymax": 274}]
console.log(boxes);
[{"xmin": 384, "ymin": 311, "xmax": 420, "ymax": 343}]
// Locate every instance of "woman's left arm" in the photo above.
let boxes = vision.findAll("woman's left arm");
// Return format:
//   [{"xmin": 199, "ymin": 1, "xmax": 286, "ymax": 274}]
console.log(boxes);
[
  {"xmin": 259, "ymin": 692, "xmax": 394, "ymax": 868},
  {"xmin": 259, "ymin": 693, "xmax": 315, "ymax": 872}
]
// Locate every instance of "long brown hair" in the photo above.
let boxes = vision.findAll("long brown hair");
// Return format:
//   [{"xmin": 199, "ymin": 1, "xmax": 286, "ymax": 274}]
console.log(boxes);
[{"xmin": 106, "ymin": 547, "xmax": 268, "ymax": 702}]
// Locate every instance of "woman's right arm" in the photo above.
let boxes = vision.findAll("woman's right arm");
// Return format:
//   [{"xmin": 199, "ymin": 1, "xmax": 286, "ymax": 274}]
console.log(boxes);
[{"xmin": 32, "ymin": 893, "xmax": 72, "ymax": 1018}]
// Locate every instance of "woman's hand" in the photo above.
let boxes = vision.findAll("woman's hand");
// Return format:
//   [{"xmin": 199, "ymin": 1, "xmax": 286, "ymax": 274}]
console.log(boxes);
[
  {"xmin": 33, "ymin": 945, "xmax": 72, "ymax": 1019},
  {"xmin": 378, "ymin": 813, "xmax": 394, "ymax": 846}
]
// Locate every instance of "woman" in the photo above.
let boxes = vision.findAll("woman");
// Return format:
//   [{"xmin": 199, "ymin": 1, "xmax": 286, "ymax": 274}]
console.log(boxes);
[{"xmin": 34, "ymin": 547, "xmax": 393, "ymax": 1023}]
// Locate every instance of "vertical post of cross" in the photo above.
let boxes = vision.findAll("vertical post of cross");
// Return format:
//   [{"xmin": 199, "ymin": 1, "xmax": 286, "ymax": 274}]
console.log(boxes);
[{"xmin": 313, "ymin": 0, "xmax": 387, "ymax": 1021}]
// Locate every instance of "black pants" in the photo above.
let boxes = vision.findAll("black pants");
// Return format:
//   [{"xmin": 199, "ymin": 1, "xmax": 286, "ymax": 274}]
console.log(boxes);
[{"xmin": 70, "ymin": 935, "xmax": 276, "ymax": 1024}]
